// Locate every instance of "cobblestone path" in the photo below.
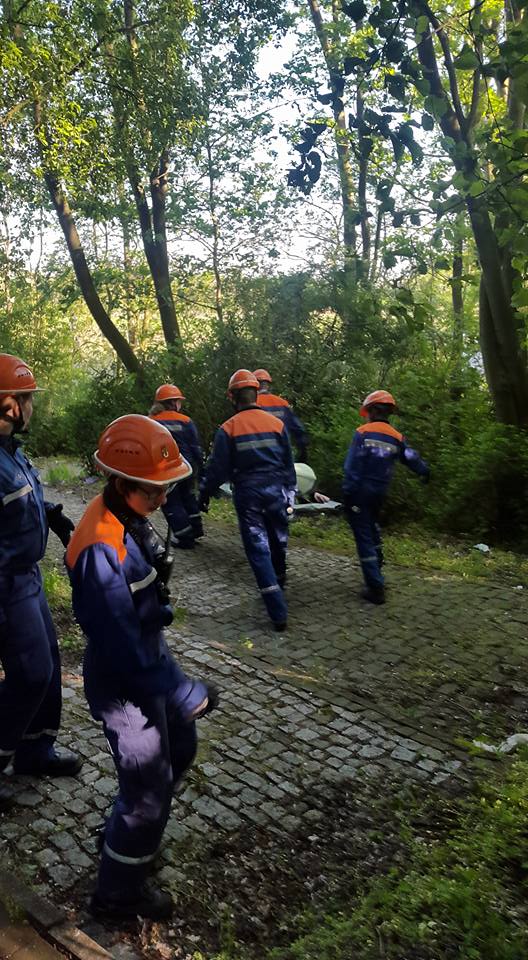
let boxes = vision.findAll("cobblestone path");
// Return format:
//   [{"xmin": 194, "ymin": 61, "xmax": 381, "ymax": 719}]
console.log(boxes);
[{"xmin": 1, "ymin": 486, "xmax": 526, "ymax": 958}]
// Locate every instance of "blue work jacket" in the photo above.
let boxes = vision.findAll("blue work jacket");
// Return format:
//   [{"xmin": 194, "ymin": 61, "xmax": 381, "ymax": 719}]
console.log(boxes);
[
  {"xmin": 150, "ymin": 411, "xmax": 202, "ymax": 469},
  {"xmin": 65, "ymin": 494, "xmax": 205, "ymax": 712},
  {"xmin": 0, "ymin": 436, "xmax": 49, "ymax": 574},
  {"xmin": 201, "ymin": 406, "xmax": 296, "ymax": 495},
  {"xmin": 343, "ymin": 420, "xmax": 429, "ymax": 498},
  {"xmin": 256, "ymin": 393, "xmax": 307, "ymax": 451}
]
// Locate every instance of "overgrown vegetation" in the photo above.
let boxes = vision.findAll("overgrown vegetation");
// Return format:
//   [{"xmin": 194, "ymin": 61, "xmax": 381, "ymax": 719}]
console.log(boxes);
[{"xmin": 264, "ymin": 757, "xmax": 528, "ymax": 960}]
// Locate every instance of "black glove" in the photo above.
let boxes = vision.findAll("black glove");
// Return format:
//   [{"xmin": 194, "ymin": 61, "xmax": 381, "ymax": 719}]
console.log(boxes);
[
  {"xmin": 199, "ymin": 491, "xmax": 210, "ymax": 513},
  {"xmin": 297, "ymin": 444, "xmax": 308, "ymax": 463},
  {"xmin": 195, "ymin": 683, "xmax": 220, "ymax": 719},
  {"xmin": 46, "ymin": 504, "xmax": 75, "ymax": 547}
]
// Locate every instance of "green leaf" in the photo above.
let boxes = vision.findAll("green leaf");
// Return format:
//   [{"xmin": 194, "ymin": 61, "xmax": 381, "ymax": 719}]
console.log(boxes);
[
  {"xmin": 453, "ymin": 43, "xmax": 479, "ymax": 71},
  {"xmin": 416, "ymin": 15, "xmax": 429, "ymax": 33},
  {"xmin": 468, "ymin": 180, "xmax": 486, "ymax": 197},
  {"xmin": 421, "ymin": 113, "xmax": 434, "ymax": 131},
  {"xmin": 386, "ymin": 38, "xmax": 407, "ymax": 63},
  {"xmin": 343, "ymin": 0, "xmax": 368, "ymax": 21}
]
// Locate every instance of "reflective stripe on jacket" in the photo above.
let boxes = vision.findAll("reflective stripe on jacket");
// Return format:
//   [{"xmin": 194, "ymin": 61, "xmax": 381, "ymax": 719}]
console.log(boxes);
[
  {"xmin": 256, "ymin": 393, "xmax": 307, "ymax": 449},
  {"xmin": 343, "ymin": 420, "xmax": 429, "ymax": 496},
  {"xmin": 65, "ymin": 494, "xmax": 182, "ymax": 699},
  {"xmin": 150, "ymin": 411, "xmax": 202, "ymax": 467},
  {"xmin": 201, "ymin": 406, "xmax": 296, "ymax": 495},
  {"xmin": 0, "ymin": 438, "xmax": 48, "ymax": 571}
]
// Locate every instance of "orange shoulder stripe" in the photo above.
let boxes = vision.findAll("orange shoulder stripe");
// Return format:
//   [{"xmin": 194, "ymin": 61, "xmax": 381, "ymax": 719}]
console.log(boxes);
[
  {"xmin": 65, "ymin": 494, "xmax": 127, "ymax": 570},
  {"xmin": 257, "ymin": 393, "xmax": 289, "ymax": 408},
  {"xmin": 357, "ymin": 421, "xmax": 403, "ymax": 441},
  {"xmin": 222, "ymin": 409, "xmax": 285, "ymax": 438},
  {"xmin": 150, "ymin": 410, "xmax": 190, "ymax": 424}
]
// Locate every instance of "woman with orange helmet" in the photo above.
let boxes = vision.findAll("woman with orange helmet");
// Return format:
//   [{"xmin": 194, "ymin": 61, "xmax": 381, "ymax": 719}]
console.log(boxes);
[
  {"xmin": 343, "ymin": 390, "xmax": 430, "ymax": 604},
  {"xmin": 66, "ymin": 415, "xmax": 218, "ymax": 921},
  {"xmin": 149, "ymin": 384, "xmax": 204, "ymax": 547},
  {"xmin": 0, "ymin": 354, "xmax": 80, "ymax": 813}
]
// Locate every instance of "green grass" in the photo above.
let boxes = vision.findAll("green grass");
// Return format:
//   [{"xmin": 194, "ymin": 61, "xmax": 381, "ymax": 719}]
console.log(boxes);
[
  {"xmin": 41, "ymin": 560, "xmax": 84, "ymax": 654},
  {"xmin": 266, "ymin": 757, "xmax": 528, "ymax": 960},
  {"xmin": 36, "ymin": 457, "xmax": 84, "ymax": 485},
  {"xmin": 208, "ymin": 498, "xmax": 527, "ymax": 584}
]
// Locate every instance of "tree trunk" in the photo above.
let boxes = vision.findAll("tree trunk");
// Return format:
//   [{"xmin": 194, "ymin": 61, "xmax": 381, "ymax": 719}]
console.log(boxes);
[
  {"xmin": 307, "ymin": 0, "xmax": 358, "ymax": 280},
  {"xmin": 205, "ymin": 136, "xmax": 224, "ymax": 328},
  {"xmin": 44, "ymin": 172, "xmax": 143, "ymax": 376}
]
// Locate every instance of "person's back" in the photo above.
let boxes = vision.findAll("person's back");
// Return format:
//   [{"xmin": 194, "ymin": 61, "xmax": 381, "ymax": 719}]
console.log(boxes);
[
  {"xmin": 253, "ymin": 369, "xmax": 308, "ymax": 461},
  {"xmin": 200, "ymin": 371, "xmax": 296, "ymax": 630}
]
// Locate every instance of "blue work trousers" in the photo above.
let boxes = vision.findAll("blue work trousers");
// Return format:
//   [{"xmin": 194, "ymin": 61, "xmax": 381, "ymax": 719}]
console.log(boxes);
[
  {"xmin": 344, "ymin": 493, "xmax": 385, "ymax": 590},
  {"xmin": 0, "ymin": 566, "xmax": 62, "ymax": 771},
  {"xmin": 86, "ymin": 685, "xmax": 197, "ymax": 902},
  {"xmin": 163, "ymin": 477, "xmax": 203, "ymax": 545},
  {"xmin": 234, "ymin": 483, "xmax": 288, "ymax": 625}
]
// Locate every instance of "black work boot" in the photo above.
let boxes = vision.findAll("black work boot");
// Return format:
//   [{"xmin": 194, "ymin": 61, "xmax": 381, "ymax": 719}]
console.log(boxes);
[
  {"xmin": 14, "ymin": 749, "xmax": 83, "ymax": 777},
  {"xmin": 361, "ymin": 586, "xmax": 386, "ymax": 605},
  {"xmin": 274, "ymin": 621, "xmax": 288, "ymax": 632},
  {"xmin": 90, "ymin": 885, "xmax": 174, "ymax": 922}
]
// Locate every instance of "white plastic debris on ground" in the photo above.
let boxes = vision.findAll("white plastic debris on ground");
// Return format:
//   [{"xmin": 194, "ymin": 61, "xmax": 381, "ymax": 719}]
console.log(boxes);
[
  {"xmin": 473, "ymin": 733, "xmax": 528, "ymax": 754},
  {"xmin": 473, "ymin": 543, "xmax": 491, "ymax": 553}
]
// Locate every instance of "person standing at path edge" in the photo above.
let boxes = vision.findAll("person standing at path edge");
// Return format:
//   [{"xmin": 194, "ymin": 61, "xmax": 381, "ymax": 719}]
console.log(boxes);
[
  {"xmin": 0, "ymin": 354, "xmax": 81, "ymax": 813},
  {"xmin": 254, "ymin": 368, "xmax": 308, "ymax": 462},
  {"xmin": 343, "ymin": 390, "xmax": 430, "ymax": 605},
  {"xmin": 65, "ymin": 415, "xmax": 218, "ymax": 921},
  {"xmin": 149, "ymin": 383, "xmax": 204, "ymax": 548},
  {"xmin": 199, "ymin": 370, "xmax": 296, "ymax": 631}
]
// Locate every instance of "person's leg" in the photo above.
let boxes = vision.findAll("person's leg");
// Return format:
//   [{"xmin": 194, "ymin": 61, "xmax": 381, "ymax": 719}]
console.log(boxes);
[
  {"xmin": 92, "ymin": 695, "xmax": 174, "ymax": 918},
  {"xmin": 179, "ymin": 478, "xmax": 204, "ymax": 539},
  {"xmin": 344, "ymin": 502, "xmax": 384, "ymax": 597},
  {"xmin": 265, "ymin": 492, "xmax": 289, "ymax": 589},
  {"xmin": 13, "ymin": 586, "xmax": 80, "ymax": 775},
  {"xmin": 235, "ymin": 490, "xmax": 287, "ymax": 626},
  {"xmin": 0, "ymin": 573, "xmax": 70, "ymax": 775},
  {"xmin": 162, "ymin": 487, "xmax": 195, "ymax": 548}
]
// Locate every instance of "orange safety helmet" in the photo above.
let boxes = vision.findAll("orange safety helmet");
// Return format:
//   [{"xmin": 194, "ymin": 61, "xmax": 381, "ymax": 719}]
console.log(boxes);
[
  {"xmin": 94, "ymin": 414, "xmax": 192, "ymax": 486},
  {"xmin": 360, "ymin": 390, "xmax": 396, "ymax": 417},
  {"xmin": 253, "ymin": 368, "xmax": 272, "ymax": 383},
  {"xmin": 154, "ymin": 383, "xmax": 186, "ymax": 403},
  {"xmin": 227, "ymin": 369, "xmax": 260, "ymax": 398},
  {"xmin": 0, "ymin": 353, "xmax": 42, "ymax": 395}
]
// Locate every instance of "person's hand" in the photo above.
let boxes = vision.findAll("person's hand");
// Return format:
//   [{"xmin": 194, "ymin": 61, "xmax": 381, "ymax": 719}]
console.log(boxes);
[
  {"xmin": 314, "ymin": 491, "xmax": 330, "ymax": 504},
  {"xmin": 192, "ymin": 683, "xmax": 220, "ymax": 719},
  {"xmin": 46, "ymin": 504, "xmax": 75, "ymax": 547}
]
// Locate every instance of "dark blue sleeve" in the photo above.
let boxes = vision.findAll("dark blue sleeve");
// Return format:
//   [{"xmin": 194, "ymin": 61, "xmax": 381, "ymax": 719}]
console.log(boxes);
[
  {"xmin": 342, "ymin": 431, "xmax": 363, "ymax": 495},
  {"xmin": 281, "ymin": 428, "xmax": 297, "ymax": 489},
  {"xmin": 399, "ymin": 437, "xmax": 430, "ymax": 479},
  {"xmin": 285, "ymin": 406, "xmax": 307, "ymax": 449},
  {"xmin": 187, "ymin": 421, "xmax": 203, "ymax": 467},
  {"xmin": 200, "ymin": 427, "xmax": 233, "ymax": 496},
  {"xmin": 70, "ymin": 544, "xmax": 179, "ymax": 697}
]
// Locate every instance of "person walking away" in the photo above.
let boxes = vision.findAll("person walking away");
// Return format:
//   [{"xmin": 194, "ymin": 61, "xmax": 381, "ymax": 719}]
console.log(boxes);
[
  {"xmin": 253, "ymin": 368, "xmax": 308, "ymax": 462},
  {"xmin": 65, "ymin": 415, "xmax": 218, "ymax": 920},
  {"xmin": 149, "ymin": 384, "xmax": 204, "ymax": 548},
  {"xmin": 343, "ymin": 390, "xmax": 430, "ymax": 605},
  {"xmin": 0, "ymin": 354, "xmax": 81, "ymax": 813},
  {"xmin": 199, "ymin": 370, "xmax": 296, "ymax": 631}
]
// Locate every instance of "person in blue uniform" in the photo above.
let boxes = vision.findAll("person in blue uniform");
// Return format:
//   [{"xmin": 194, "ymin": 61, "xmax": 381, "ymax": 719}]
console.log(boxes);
[
  {"xmin": 0, "ymin": 354, "xmax": 81, "ymax": 812},
  {"xmin": 199, "ymin": 370, "xmax": 296, "ymax": 631},
  {"xmin": 149, "ymin": 384, "xmax": 204, "ymax": 548},
  {"xmin": 253, "ymin": 368, "xmax": 308, "ymax": 462},
  {"xmin": 343, "ymin": 390, "xmax": 430, "ymax": 605},
  {"xmin": 66, "ymin": 414, "xmax": 218, "ymax": 921}
]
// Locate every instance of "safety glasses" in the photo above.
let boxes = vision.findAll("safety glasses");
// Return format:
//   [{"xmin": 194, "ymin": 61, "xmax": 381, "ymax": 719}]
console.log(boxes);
[{"xmin": 136, "ymin": 481, "xmax": 177, "ymax": 503}]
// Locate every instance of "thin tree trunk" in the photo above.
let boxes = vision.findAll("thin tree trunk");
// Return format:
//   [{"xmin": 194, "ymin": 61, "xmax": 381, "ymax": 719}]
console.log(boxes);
[
  {"xmin": 44, "ymin": 171, "xmax": 143, "ymax": 376},
  {"xmin": 307, "ymin": 0, "xmax": 358, "ymax": 280},
  {"xmin": 205, "ymin": 135, "xmax": 224, "ymax": 327}
]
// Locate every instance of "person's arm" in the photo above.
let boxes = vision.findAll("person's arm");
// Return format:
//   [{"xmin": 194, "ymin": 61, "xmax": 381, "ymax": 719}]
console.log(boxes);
[
  {"xmin": 199, "ymin": 427, "xmax": 232, "ymax": 507},
  {"xmin": 71, "ymin": 543, "xmax": 178, "ymax": 697},
  {"xmin": 286, "ymin": 406, "xmax": 308, "ymax": 460},
  {"xmin": 399, "ymin": 437, "xmax": 430, "ymax": 481},
  {"xmin": 188, "ymin": 421, "xmax": 203, "ymax": 470},
  {"xmin": 342, "ymin": 431, "xmax": 363, "ymax": 497}
]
